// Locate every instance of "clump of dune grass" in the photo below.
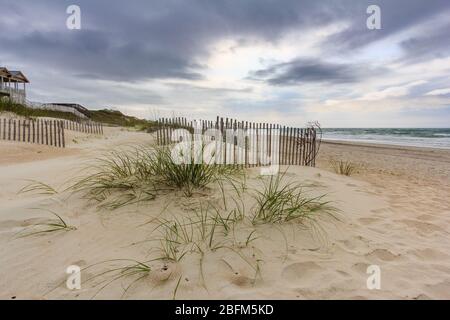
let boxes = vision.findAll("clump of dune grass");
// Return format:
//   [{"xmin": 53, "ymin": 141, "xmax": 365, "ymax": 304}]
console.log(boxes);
[
  {"xmin": 71, "ymin": 148, "xmax": 157, "ymax": 207},
  {"xmin": 71, "ymin": 146, "xmax": 244, "ymax": 208},
  {"xmin": 151, "ymin": 198, "xmax": 252, "ymax": 266},
  {"xmin": 16, "ymin": 210, "xmax": 76, "ymax": 238},
  {"xmin": 251, "ymin": 172, "xmax": 335, "ymax": 225},
  {"xmin": 330, "ymin": 159, "xmax": 357, "ymax": 176},
  {"xmin": 155, "ymin": 216, "xmax": 194, "ymax": 262},
  {"xmin": 152, "ymin": 147, "xmax": 243, "ymax": 197},
  {"xmin": 154, "ymin": 203, "xmax": 228, "ymax": 261}
]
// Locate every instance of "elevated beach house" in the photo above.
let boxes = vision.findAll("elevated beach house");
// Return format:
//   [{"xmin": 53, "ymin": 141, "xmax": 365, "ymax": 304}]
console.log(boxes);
[{"xmin": 0, "ymin": 67, "xmax": 29, "ymax": 104}]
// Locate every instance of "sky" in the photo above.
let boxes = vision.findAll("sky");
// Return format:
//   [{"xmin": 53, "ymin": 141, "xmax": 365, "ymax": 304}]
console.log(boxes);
[{"xmin": 1, "ymin": 0, "xmax": 449, "ymax": 127}]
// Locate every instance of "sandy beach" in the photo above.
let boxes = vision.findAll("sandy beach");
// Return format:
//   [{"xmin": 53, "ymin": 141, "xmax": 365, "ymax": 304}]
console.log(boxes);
[{"xmin": 0, "ymin": 128, "xmax": 449, "ymax": 300}]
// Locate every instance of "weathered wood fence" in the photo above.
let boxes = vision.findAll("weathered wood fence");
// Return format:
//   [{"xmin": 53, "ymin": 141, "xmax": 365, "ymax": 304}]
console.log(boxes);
[
  {"xmin": 62, "ymin": 120, "xmax": 103, "ymax": 134},
  {"xmin": 156, "ymin": 116, "xmax": 319, "ymax": 167},
  {"xmin": 0, "ymin": 118, "xmax": 65, "ymax": 148}
]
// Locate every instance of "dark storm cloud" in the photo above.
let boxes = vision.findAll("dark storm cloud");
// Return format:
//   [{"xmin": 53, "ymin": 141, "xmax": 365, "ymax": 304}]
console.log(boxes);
[
  {"xmin": 0, "ymin": 26, "xmax": 203, "ymax": 82},
  {"xmin": 399, "ymin": 23, "xmax": 450, "ymax": 62},
  {"xmin": 1, "ymin": 0, "xmax": 449, "ymax": 82},
  {"xmin": 322, "ymin": 0, "xmax": 450, "ymax": 54},
  {"xmin": 0, "ymin": 0, "xmax": 449, "ymax": 115},
  {"xmin": 0, "ymin": 0, "xmax": 332, "ymax": 82},
  {"xmin": 248, "ymin": 59, "xmax": 382, "ymax": 85}
]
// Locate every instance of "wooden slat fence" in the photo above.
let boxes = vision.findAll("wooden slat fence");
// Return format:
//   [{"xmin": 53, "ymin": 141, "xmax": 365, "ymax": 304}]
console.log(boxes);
[
  {"xmin": 0, "ymin": 118, "xmax": 65, "ymax": 148},
  {"xmin": 155, "ymin": 116, "xmax": 319, "ymax": 167},
  {"xmin": 62, "ymin": 119, "xmax": 103, "ymax": 135}
]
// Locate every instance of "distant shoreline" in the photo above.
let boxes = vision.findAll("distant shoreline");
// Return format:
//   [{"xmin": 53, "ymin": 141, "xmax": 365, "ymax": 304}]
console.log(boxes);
[{"xmin": 322, "ymin": 138, "xmax": 450, "ymax": 151}]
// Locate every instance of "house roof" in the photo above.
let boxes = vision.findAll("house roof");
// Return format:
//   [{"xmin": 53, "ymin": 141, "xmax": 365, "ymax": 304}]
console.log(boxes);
[
  {"xmin": 0, "ymin": 67, "xmax": 30, "ymax": 83},
  {"xmin": 9, "ymin": 71, "xmax": 30, "ymax": 83},
  {"xmin": 0, "ymin": 67, "xmax": 10, "ymax": 77}
]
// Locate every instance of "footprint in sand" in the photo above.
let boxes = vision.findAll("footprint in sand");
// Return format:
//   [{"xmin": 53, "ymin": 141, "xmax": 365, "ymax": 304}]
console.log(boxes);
[
  {"xmin": 229, "ymin": 273, "xmax": 254, "ymax": 288},
  {"xmin": 358, "ymin": 217, "xmax": 379, "ymax": 225},
  {"xmin": 396, "ymin": 219, "xmax": 444, "ymax": 234},
  {"xmin": 337, "ymin": 236, "xmax": 370, "ymax": 252},
  {"xmin": 424, "ymin": 281, "xmax": 450, "ymax": 299},
  {"xmin": 352, "ymin": 262, "xmax": 370, "ymax": 273},
  {"xmin": 415, "ymin": 214, "xmax": 438, "ymax": 222},
  {"xmin": 71, "ymin": 259, "xmax": 87, "ymax": 267},
  {"xmin": 282, "ymin": 262, "xmax": 322, "ymax": 282},
  {"xmin": 370, "ymin": 208, "xmax": 391, "ymax": 215},
  {"xmin": 411, "ymin": 248, "xmax": 449, "ymax": 261},
  {"xmin": 366, "ymin": 248, "xmax": 399, "ymax": 262}
]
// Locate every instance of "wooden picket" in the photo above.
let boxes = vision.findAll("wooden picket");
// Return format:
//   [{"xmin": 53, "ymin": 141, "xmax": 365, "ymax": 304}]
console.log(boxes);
[
  {"xmin": 62, "ymin": 119, "xmax": 103, "ymax": 135},
  {"xmin": 0, "ymin": 118, "xmax": 66, "ymax": 148},
  {"xmin": 155, "ymin": 116, "xmax": 320, "ymax": 167}
]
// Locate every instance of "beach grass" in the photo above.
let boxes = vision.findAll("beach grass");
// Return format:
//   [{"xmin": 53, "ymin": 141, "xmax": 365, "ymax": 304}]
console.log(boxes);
[
  {"xmin": 0, "ymin": 98, "xmax": 80, "ymax": 121},
  {"xmin": 71, "ymin": 146, "xmax": 245, "ymax": 208},
  {"xmin": 330, "ymin": 159, "xmax": 357, "ymax": 176},
  {"xmin": 16, "ymin": 210, "xmax": 76, "ymax": 238},
  {"xmin": 83, "ymin": 259, "xmax": 153, "ymax": 298},
  {"xmin": 251, "ymin": 172, "xmax": 335, "ymax": 225},
  {"xmin": 18, "ymin": 180, "xmax": 59, "ymax": 195},
  {"xmin": 26, "ymin": 144, "xmax": 339, "ymax": 298}
]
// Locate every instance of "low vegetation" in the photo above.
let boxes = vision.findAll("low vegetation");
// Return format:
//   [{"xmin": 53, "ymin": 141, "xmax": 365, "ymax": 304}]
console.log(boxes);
[
  {"xmin": 0, "ymin": 100, "xmax": 157, "ymax": 132},
  {"xmin": 88, "ymin": 109, "xmax": 157, "ymax": 132},
  {"xmin": 0, "ymin": 98, "xmax": 79, "ymax": 121},
  {"xmin": 330, "ymin": 159, "xmax": 357, "ymax": 176},
  {"xmin": 16, "ymin": 210, "xmax": 76, "ymax": 238},
  {"xmin": 83, "ymin": 259, "xmax": 153, "ymax": 299},
  {"xmin": 252, "ymin": 172, "xmax": 335, "ymax": 225},
  {"xmin": 72, "ymin": 146, "xmax": 244, "ymax": 208},
  {"xmin": 20, "ymin": 145, "xmax": 336, "ymax": 298}
]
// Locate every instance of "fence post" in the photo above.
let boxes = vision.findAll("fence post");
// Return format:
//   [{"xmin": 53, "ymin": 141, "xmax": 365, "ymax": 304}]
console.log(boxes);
[
  {"xmin": 57, "ymin": 121, "xmax": 61, "ymax": 147},
  {"xmin": 39, "ymin": 119, "xmax": 42, "ymax": 144},
  {"xmin": 233, "ymin": 119, "xmax": 237, "ymax": 167},
  {"xmin": 45, "ymin": 121, "xmax": 48, "ymax": 145},
  {"xmin": 54, "ymin": 121, "xmax": 57, "ymax": 146},
  {"xmin": 312, "ymin": 128, "xmax": 316, "ymax": 167},
  {"xmin": 27, "ymin": 120, "xmax": 30, "ymax": 142},
  {"xmin": 61, "ymin": 120, "xmax": 65, "ymax": 148},
  {"xmin": 50, "ymin": 120, "xmax": 54, "ymax": 146},
  {"xmin": 32, "ymin": 120, "xmax": 35, "ymax": 143},
  {"xmin": 156, "ymin": 119, "xmax": 160, "ymax": 145},
  {"xmin": 23, "ymin": 119, "xmax": 26, "ymax": 142},
  {"xmin": 13, "ymin": 120, "xmax": 17, "ymax": 141},
  {"xmin": 36, "ymin": 119, "xmax": 39, "ymax": 144},
  {"xmin": 267, "ymin": 123, "xmax": 271, "ymax": 166}
]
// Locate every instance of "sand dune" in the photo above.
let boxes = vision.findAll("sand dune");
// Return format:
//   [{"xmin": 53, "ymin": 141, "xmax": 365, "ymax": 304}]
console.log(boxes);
[{"xmin": 0, "ymin": 129, "xmax": 449, "ymax": 299}]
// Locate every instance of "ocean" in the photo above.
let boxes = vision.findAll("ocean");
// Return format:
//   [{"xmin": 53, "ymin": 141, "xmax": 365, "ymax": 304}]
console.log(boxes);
[{"xmin": 321, "ymin": 128, "xmax": 450, "ymax": 149}]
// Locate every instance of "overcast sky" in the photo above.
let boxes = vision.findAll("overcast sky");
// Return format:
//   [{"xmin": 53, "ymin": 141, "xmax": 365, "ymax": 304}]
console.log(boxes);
[{"xmin": 1, "ymin": 0, "xmax": 449, "ymax": 127}]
